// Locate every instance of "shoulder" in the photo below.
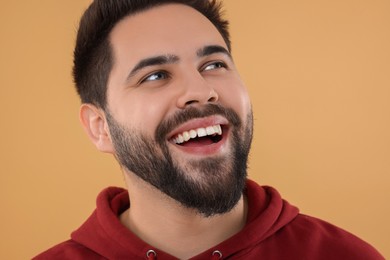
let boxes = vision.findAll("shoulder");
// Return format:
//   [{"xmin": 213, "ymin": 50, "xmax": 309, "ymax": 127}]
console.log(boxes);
[
  {"xmin": 282, "ymin": 214, "xmax": 384, "ymax": 259},
  {"xmin": 33, "ymin": 240, "xmax": 104, "ymax": 260}
]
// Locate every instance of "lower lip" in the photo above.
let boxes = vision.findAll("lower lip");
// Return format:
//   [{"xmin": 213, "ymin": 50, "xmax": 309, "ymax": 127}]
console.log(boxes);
[{"xmin": 170, "ymin": 129, "xmax": 229, "ymax": 156}]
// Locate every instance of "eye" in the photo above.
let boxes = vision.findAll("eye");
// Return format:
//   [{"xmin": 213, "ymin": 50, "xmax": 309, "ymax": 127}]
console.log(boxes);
[
  {"xmin": 202, "ymin": 61, "xmax": 227, "ymax": 72},
  {"xmin": 141, "ymin": 71, "xmax": 169, "ymax": 83}
]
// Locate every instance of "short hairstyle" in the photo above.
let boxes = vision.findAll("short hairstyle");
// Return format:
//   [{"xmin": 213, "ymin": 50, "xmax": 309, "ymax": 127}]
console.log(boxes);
[{"xmin": 73, "ymin": 0, "xmax": 230, "ymax": 109}]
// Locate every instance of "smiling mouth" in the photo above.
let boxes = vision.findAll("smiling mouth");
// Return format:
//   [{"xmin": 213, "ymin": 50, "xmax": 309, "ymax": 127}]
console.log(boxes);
[{"xmin": 170, "ymin": 124, "xmax": 224, "ymax": 146}]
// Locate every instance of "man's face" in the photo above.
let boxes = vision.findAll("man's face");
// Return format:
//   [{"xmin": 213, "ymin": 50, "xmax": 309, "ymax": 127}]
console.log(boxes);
[{"xmin": 105, "ymin": 4, "xmax": 252, "ymax": 216}]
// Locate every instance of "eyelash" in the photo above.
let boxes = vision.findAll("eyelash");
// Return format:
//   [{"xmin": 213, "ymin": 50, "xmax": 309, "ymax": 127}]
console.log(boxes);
[
  {"xmin": 140, "ymin": 71, "xmax": 169, "ymax": 83},
  {"xmin": 202, "ymin": 61, "xmax": 227, "ymax": 71},
  {"xmin": 139, "ymin": 61, "xmax": 228, "ymax": 84}
]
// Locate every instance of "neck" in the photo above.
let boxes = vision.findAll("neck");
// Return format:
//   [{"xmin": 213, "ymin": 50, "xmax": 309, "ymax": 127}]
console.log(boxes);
[{"xmin": 120, "ymin": 172, "xmax": 248, "ymax": 259}]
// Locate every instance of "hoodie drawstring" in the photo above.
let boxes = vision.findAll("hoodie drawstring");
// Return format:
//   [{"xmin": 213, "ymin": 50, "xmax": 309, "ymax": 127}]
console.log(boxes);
[{"xmin": 146, "ymin": 249, "xmax": 222, "ymax": 259}]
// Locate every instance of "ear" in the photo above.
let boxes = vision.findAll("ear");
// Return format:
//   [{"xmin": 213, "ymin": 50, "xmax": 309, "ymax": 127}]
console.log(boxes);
[{"xmin": 79, "ymin": 104, "xmax": 115, "ymax": 154}]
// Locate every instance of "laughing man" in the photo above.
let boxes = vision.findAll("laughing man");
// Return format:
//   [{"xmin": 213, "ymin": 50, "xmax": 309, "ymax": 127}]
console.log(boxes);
[{"xmin": 35, "ymin": 1, "xmax": 383, "ymax": 259}]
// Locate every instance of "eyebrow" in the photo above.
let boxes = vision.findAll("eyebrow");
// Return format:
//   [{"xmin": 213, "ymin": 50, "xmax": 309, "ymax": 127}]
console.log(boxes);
[
  {"xmin": 196, "ymin": 45, "xmax": 232, "ymax": 59},
  {"xmin": 126, "ymin": 45, "xmax": 231, "ymax": 81},
  {"xmin": 127, "ymin": 54, "xmax": 179, "ymax": 80}
]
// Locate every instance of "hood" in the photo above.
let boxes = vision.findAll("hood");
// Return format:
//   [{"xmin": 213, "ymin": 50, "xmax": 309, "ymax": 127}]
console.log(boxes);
[{"xmin": 71, "ymin": 180, "xmax": 299, "ymax": 259}]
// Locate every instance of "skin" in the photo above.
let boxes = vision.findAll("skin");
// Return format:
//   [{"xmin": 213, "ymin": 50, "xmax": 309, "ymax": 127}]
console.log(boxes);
[{"xmin": 80, "ymin": 4, "xmax": 252, "ymax": 259}]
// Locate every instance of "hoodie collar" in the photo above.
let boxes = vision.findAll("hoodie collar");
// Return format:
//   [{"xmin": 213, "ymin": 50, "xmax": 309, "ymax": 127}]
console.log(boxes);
[{"xmin": 71, "ymin": 180, "xmax": 299, "ymax": 259}]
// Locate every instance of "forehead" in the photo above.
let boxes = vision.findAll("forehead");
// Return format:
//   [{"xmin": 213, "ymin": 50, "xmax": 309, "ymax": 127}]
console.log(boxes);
[{"xmin": 109, "ymin": 4, "xmax": 227, "ymax": 62}]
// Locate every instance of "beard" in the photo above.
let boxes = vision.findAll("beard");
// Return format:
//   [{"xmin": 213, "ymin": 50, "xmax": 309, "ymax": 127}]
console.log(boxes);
[{"xmin": 106, "ymin": 103, "xmax": 253, "ymax": 217}]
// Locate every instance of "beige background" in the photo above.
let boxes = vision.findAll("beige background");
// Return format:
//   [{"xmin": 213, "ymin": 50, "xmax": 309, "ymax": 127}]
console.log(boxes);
[{"xmin": 0, "ymin": 0, "xmax": 388, "ymax": 259}]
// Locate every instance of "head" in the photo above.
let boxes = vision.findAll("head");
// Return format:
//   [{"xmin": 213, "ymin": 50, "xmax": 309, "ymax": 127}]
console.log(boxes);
[
  {"xmin": 76, "ymin": 0, "xmax": 253, "ymax": 216},
  {"xmin": 73, "ymin": 0, "xmax": 231, "ymax": 109}
]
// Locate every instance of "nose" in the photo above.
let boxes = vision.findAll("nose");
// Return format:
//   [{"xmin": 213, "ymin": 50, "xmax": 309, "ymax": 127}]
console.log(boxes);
[{"xmin": 176, "ymin": 70, "xmax": 219, "ymax": 108}]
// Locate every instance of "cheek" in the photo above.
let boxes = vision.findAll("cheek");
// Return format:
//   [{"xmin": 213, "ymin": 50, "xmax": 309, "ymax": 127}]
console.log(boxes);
[
  {"xmin": 217, "ymin": 78, "xmax": 251, "ymax": 118},
  {"xmin": 130, "ymin": 97, "xmax": 170, "ymax": 130}
]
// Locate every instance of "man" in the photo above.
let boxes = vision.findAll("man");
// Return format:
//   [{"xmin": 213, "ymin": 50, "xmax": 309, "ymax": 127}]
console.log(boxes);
[{"xmin": 35, "ymin": 0, "xmax": 384, "ymax": 259}]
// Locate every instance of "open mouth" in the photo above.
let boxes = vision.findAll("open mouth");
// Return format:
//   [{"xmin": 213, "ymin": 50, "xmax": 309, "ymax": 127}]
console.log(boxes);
[{"xmin": 170, "ymin": 124, "xmax": 225, "ymax": 147}]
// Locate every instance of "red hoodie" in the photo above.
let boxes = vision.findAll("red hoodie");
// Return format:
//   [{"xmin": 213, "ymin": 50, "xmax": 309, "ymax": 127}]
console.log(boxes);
[{"xmin": 34, "ymin": 180, "xmax": 384, "ymax": 259}]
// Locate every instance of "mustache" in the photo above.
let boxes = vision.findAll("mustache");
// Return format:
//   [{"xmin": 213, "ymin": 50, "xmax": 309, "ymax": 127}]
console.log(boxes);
[{"xmin": 155, "ymin": 103, "xmax": 241, "ymax": 143}]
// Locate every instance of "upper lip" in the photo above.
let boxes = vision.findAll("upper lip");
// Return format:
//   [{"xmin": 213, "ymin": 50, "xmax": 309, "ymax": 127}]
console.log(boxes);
[{"xmin": 167, "ymin": 115, "xmax": 229, "ymax": 141}]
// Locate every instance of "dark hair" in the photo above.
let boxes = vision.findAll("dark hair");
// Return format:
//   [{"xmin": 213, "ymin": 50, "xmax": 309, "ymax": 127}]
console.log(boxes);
[{"xmin": 73, "ymin": 0, "xmax": 230, "ymax": 109}]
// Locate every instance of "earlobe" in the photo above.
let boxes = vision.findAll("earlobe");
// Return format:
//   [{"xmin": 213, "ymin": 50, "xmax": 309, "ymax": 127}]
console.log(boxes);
[{"xmin": 79, "ymin": 104, "xmax": 115, "ymax": 154}]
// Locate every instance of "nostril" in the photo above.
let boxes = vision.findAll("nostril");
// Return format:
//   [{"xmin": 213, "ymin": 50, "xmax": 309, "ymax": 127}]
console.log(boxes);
[
  {"xmin": 185, "ymin": 100, "xmax": 199, "ymax": 106},
  {"xmin": 178, "ymin": 88, "xmax": 218, "ymax": 108},
  {"xmin": 208, "ymin": 88, "xmax": 218, "ymax": 103},
  {"xmin": 208, "ymin": 96, "xmax": 217, "ymax": 102}
]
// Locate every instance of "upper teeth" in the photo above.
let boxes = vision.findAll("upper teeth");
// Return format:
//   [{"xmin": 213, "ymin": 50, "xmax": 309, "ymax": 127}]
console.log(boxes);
[{"xmin": 173, "ymin": 125, "xmax": 222, "ymax": 144}]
